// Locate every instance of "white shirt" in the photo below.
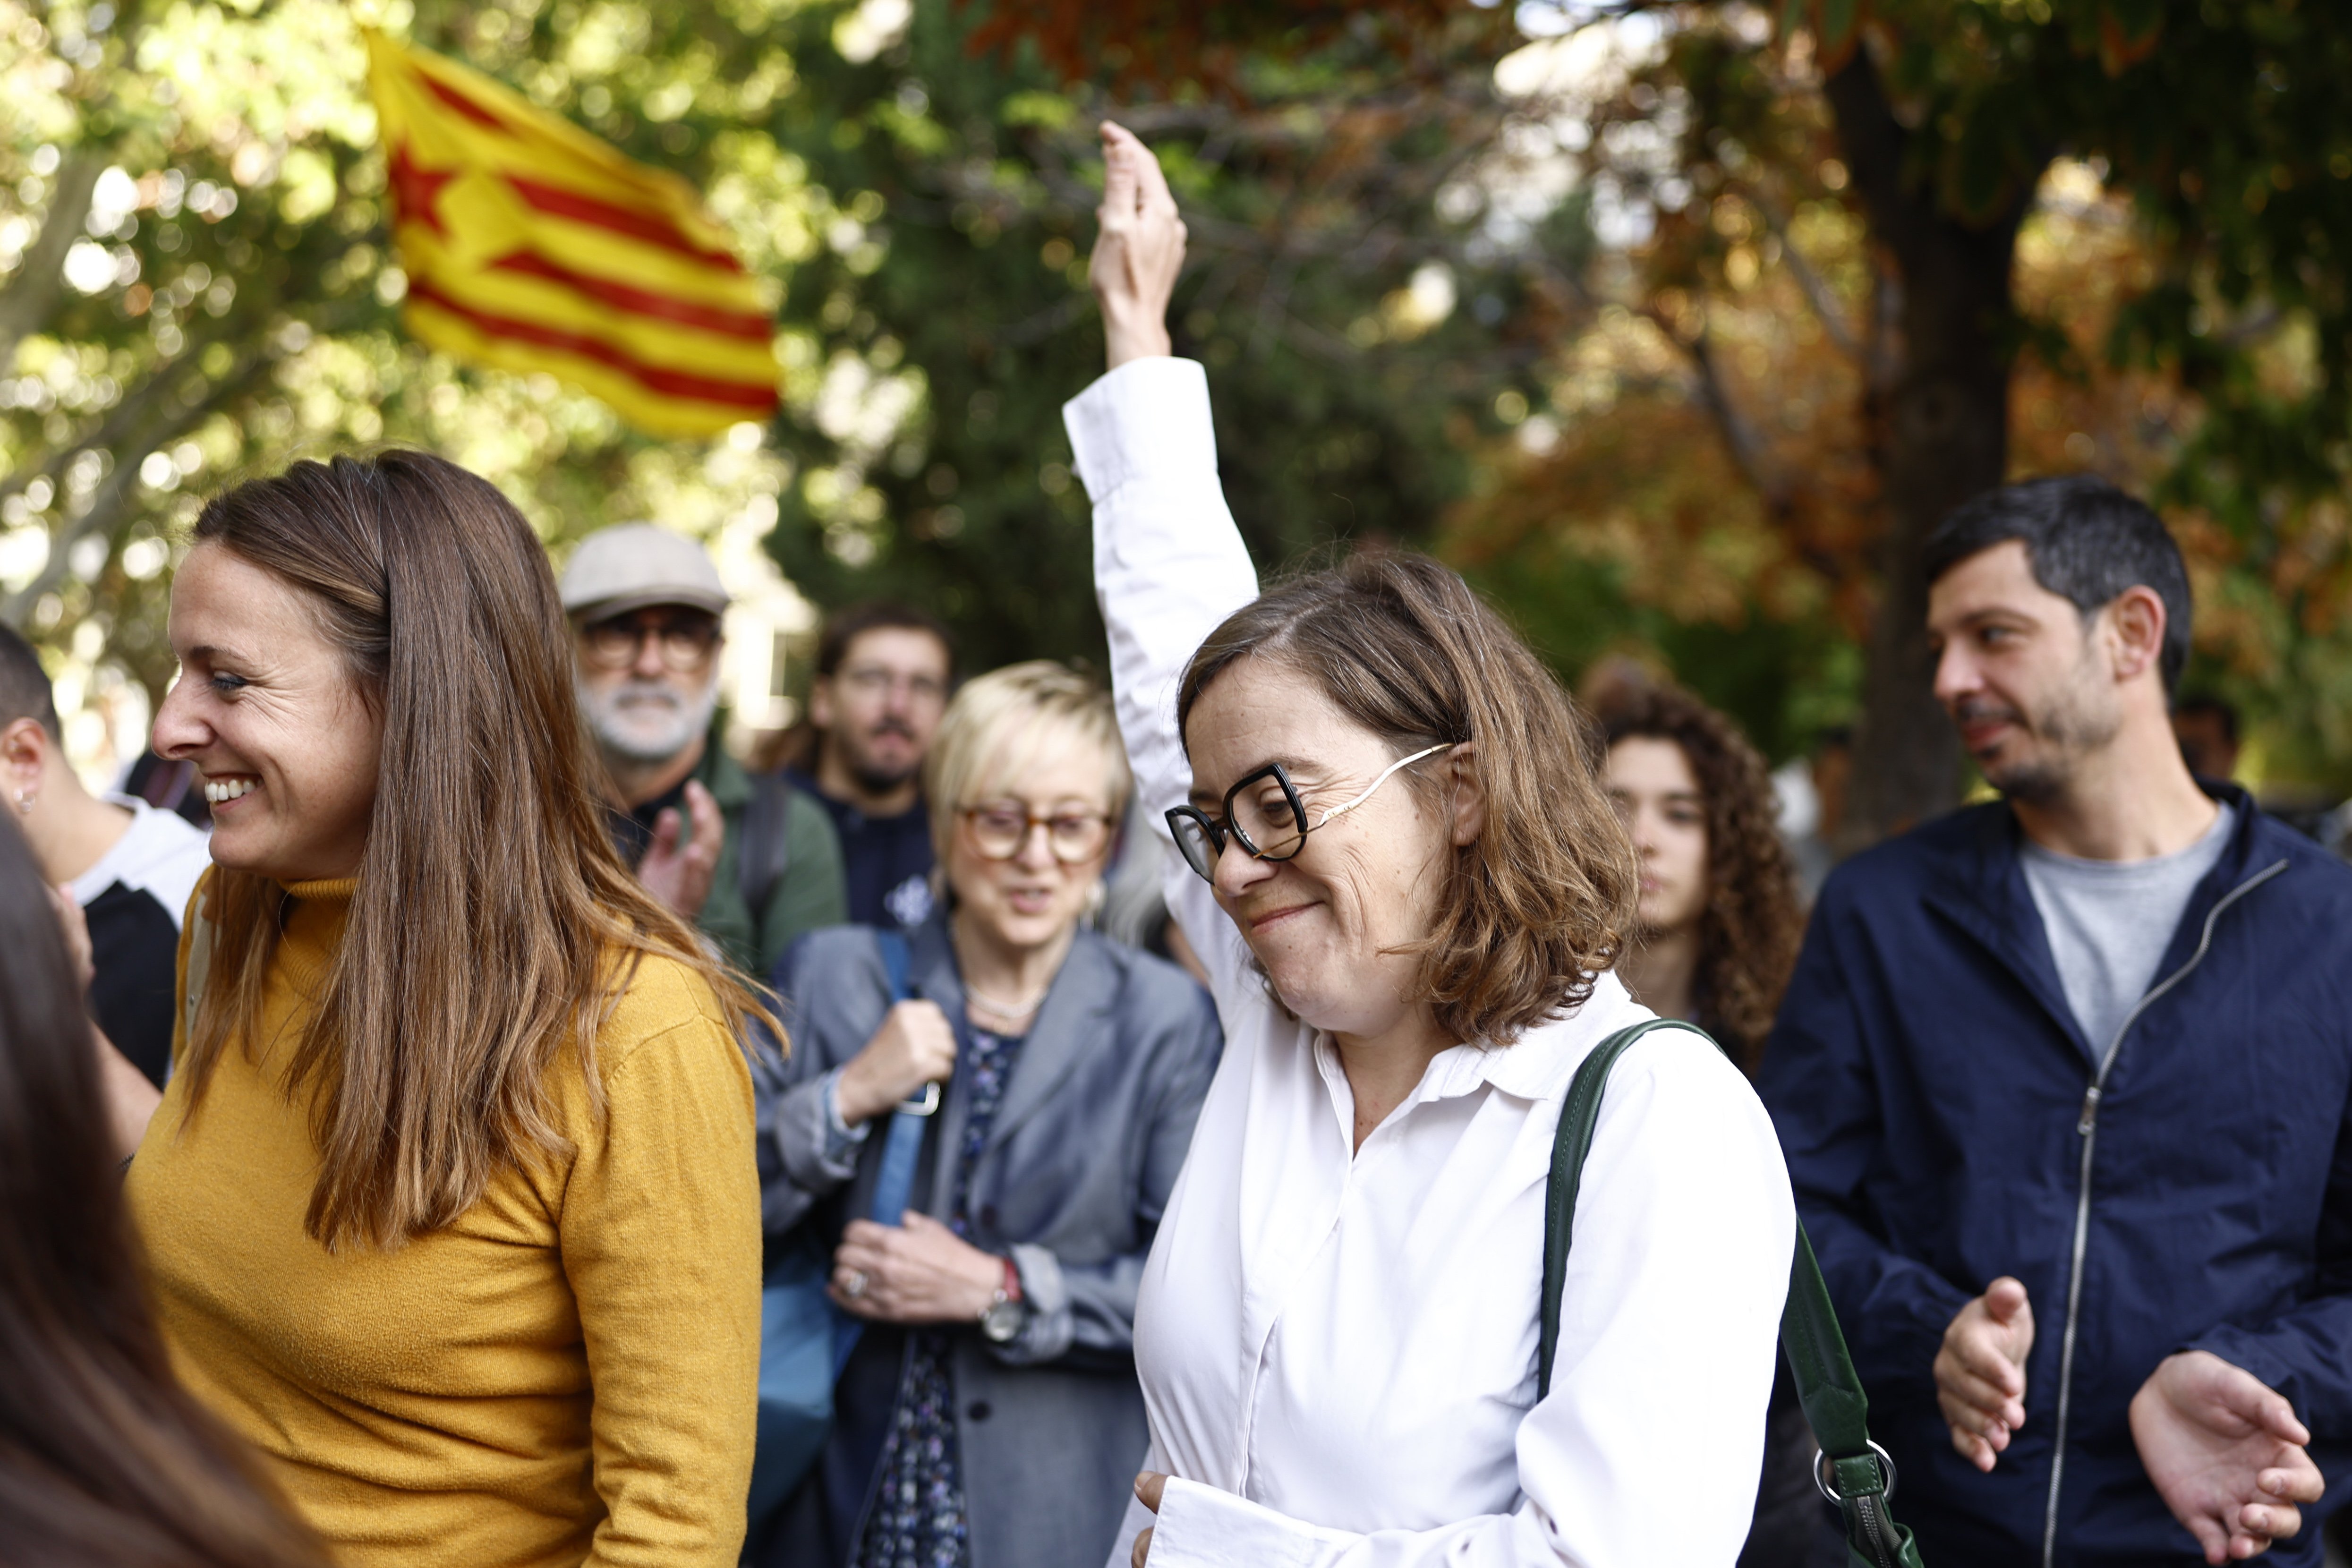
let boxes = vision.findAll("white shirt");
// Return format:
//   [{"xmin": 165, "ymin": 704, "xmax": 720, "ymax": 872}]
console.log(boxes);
[
  {"xmin": 1066, "ymin": 358, "xmax": 1796, "ymax": 1568},
  {"xmin": 68, "ymin": 792, "xmax": 211, "ymax": 924}
]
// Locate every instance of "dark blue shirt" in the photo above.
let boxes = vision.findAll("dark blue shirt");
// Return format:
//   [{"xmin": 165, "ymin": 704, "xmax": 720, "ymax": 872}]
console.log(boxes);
[{"xmin": 787, "ymin": 767, "xmax": 935, "ymax": 930}]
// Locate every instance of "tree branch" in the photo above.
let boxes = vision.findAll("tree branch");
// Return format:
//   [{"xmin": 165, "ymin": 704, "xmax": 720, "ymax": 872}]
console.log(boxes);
[
  {"xmin": 0, "ymin": 146, "xmax": 106, "ymax": 373},
  {"xmin": 1740, "ymin": 181, "xmax": 1862, "ymax": 362},
  {"xmin": 2, "ymin": 346, "xmax": 275, "ymax": 625},
  {"xmin": 0, "ymin": 344, "xmax": 215, "ymax": 516},
  {"xmin": 1661, "ymin": 306, "xmax": 1786, "ymax": 512}
]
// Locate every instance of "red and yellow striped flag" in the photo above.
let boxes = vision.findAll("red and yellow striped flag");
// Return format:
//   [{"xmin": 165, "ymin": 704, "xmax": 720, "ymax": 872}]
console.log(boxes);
[{"xmin": 364, "ymin": 30, "xmax": 779, "ymax": 438}]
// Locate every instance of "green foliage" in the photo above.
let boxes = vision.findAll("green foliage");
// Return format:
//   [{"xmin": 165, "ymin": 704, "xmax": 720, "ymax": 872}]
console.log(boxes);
[
  {"xmin": 16, "ymin": 0, "xmax": 2352, "ymax": 798},
  {"xmin": 757, "ymin": 0, "xmax": 1551, "ymax": 673},
  {"xmin": 0, "ymin": 0, "xmax": 824, "ymax": 772},
  {"xmin": 1820, "ymin": 0, "xmax": 2352, "ymax": 784}
]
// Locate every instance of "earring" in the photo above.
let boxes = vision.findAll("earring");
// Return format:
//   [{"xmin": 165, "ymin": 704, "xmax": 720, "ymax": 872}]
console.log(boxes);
[{"xmin": 13, "ymin": 789, "xmax": 31, "ymax": 815}]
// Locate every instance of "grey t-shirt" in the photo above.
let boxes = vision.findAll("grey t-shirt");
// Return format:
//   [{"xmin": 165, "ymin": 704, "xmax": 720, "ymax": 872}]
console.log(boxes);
[{"xmin": 2020, "ymin": 803, "xmax": 2235, "ymax": 1051}]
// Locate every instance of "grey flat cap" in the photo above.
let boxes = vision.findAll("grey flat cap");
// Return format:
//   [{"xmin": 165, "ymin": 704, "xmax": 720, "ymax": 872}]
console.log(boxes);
[{"xmin": 560, "ymin": 522, "xmax": 730, "ymax": 620}]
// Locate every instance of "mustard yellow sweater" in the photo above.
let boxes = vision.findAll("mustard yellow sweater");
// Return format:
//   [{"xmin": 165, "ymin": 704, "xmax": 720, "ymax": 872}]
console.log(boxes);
[{"xmin": 124, "ymin": 877, "xmax": 760, "ymax": 1568}]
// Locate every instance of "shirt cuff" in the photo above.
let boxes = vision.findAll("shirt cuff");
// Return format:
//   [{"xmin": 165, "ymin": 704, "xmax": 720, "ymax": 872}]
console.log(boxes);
[
  {"xmin": 1063, "ymin": 357, "xmax": 1217, "ymax": 501},
  {"xmin": 1146, "ymin": 1478, "xmax": 1353, "ymax": 1568},
  {"xmin": 820, "ymin": 1067, "xmax": 871, "ymax": 1166}
]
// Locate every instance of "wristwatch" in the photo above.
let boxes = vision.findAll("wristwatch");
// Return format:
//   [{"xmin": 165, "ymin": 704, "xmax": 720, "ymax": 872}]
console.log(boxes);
[{"xmin": 979, "ymin": 1256, "xmax": 1030, "ymax": 1344}]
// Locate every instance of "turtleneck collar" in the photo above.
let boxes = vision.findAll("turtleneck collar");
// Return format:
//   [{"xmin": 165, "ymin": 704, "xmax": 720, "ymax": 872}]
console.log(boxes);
[{"xmin": 273, "ymin": 877, "xmax": 357, "ymax": 992}]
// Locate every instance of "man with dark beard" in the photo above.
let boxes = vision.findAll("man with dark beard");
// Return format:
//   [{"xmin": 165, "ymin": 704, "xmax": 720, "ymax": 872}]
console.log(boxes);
[
  {"xmin": 563, "ymin": 523, "xmax": 845, "ymax": 974},
  {"xmin": 1759, "ymin": 477, "xmax": 2352, "ymax": 1568},
  {"xmin": 776, "ymin": 602, "xmax": 954, "ymax": 931}
]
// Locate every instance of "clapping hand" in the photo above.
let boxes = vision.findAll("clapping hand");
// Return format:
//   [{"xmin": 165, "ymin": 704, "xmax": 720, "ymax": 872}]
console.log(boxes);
[
  {"xmin": 1935, "ymin": 1276, "xmax": 2035, "ymax": 1470},
  {"xmin": 636, "ymin": 779, "xmax": 722, "ymax": 920},
  {"xmin": 2131, "ymin": 1350, "xmax": 2323, "ymax": 1563}
]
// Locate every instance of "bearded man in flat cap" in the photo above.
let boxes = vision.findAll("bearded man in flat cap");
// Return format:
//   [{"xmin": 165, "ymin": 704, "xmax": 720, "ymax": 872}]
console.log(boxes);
[{"xmin": 562, "ymin": 522, "xmax": 844, "ymax": 974}]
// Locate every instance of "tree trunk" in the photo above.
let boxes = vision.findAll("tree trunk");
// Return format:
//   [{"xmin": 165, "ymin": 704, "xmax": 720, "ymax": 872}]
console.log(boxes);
[{"xmin": 1823, "ymin": 49, "xmax": 2038, "ymax": 847}]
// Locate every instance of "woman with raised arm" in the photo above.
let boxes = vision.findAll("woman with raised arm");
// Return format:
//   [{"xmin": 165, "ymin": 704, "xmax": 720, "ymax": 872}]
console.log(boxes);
[{"xmin": 1072, "ymin": 123, "xmax": 1796, "ymax": 1568}]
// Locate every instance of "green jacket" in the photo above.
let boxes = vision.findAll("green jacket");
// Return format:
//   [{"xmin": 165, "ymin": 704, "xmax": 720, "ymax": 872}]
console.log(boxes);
[{"xmin": 691, "ymin": 740, "xmax": 848, "ymax": 979}]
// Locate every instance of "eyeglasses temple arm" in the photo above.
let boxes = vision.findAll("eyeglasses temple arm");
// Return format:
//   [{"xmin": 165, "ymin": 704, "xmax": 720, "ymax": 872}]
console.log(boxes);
[{"xmin": 1310, "ymin": 743, "xmax": 1453, "ymax": 828}]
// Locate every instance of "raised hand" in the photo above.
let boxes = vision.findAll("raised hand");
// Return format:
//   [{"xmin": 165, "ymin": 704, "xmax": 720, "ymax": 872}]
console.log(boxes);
[
  {"xmin": 1934, "ymin": 1276, "xmax": 2035, "ymax": 1470},
  {"xmin": 637, "ymin": 779, "xmax": 721, "ymax": 920},
  {"xmin": 2131, "ymin": 1350, "xmax": 2323, "ymax": 1564},
  {"xmin": 1089, "ymin": 121, "xmax": 1186, "ymax": 370}
]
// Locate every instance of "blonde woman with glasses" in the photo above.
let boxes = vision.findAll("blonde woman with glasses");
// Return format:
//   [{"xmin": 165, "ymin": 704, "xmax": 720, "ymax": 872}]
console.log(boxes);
[{"xmin": 755, "ymin": 660, "xmax": 1224, "ymax": 1568}]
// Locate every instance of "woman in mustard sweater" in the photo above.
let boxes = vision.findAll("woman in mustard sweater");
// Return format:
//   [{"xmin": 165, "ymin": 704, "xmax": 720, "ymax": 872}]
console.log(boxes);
[{"xmin": 119, "ymin": 451, "xmax": 771, "ymax": 1568}]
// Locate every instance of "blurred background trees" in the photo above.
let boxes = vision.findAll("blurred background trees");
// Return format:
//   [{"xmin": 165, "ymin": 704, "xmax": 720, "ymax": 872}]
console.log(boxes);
[{"xmin": 5, "ymin": 0, "xmax": 2352, "ymax": 840}]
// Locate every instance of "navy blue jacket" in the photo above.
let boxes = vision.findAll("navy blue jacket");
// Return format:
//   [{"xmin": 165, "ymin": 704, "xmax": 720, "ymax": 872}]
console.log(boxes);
[{"xmin": 1758, "ymin": 787, "xmax": 2352, "ymax": 1568}]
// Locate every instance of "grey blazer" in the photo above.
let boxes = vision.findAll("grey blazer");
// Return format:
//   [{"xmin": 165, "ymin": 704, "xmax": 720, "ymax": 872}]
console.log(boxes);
[{"xmin": 753, "ymin": 914, "xmax": 1221, "ymax": 1568}]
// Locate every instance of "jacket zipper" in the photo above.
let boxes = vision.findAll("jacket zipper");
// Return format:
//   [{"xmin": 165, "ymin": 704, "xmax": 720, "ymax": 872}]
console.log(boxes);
[{"xmin": 2038, "ymin": 859, "xmax": 2287, "ymax": 1568}]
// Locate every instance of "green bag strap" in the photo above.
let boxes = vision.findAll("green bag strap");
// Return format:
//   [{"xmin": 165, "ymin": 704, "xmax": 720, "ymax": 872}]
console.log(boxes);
[{"xmin": 1540, "ymin": 1019, "xmax": 1925, "ymax": 1568}]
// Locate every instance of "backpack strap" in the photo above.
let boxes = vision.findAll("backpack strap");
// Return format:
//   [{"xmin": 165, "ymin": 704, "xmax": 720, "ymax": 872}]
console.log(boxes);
[
  {"xmin": 862, "ymin": 928, "xmax": 932, "ymax": 1226},
  {"xmin": 1541, "ymin": 1019, "xmax": 1925, "ymax": 1568},
  {"xmin": 738, "ymin": 769, "xmax": 797, "ymax": 917},
  {"xmin": 831, "ymin": 927, "xmax": 939, "ymax": 1379},
  {"xmin": 178, "ymin": 908, "xmax": 217, "ymax": 1080},
  {"xmin": 1537, "ymin": 1018, "xmax": 1691, "ymax": 1398}
]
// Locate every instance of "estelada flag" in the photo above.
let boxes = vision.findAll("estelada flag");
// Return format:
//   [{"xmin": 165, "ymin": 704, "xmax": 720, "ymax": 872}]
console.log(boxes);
[{"xmin": 364, "ymin": 30, "xmax": 779, "ymax": 438}]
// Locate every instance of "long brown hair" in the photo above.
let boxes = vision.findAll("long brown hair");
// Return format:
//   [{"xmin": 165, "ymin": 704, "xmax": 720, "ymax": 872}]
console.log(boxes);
[
  {"xmin": 1177, "ymin": 550, "xmax": 1638, "ymax": 1046},
  {"xmin": 178, "ymin": 451, "xmax": 777, "ymax": 1251},
  {"xmin": 1603, "ymin": 685, "xmax": 1803, "ymax": 1069},
  {"xmin": 0, "ymin": 815, "xmax": 326, "ymax": 1568}
]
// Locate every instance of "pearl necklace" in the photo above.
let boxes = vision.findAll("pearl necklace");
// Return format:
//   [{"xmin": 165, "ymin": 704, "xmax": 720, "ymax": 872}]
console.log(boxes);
[
  {"xmin": 963, "ymin": 979, "xmax": 1048, "ymax": 1023},
  {"xmin": 950, "ymin": 911, "xmax": 1065, "ymax": 1029}
]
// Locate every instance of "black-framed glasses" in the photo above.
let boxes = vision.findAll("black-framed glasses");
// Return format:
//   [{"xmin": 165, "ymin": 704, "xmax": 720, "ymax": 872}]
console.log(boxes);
[
  {"xmin": 1166, "ymin": 743, "xmax": 1449, "ymax": 883},
  {"xmin": 579, "ymin": 610, "xmax": 722, "ymax": 672},
  {"xmin": 961, "ymin": 803, "xmax": 1115, "ymax": 864}
]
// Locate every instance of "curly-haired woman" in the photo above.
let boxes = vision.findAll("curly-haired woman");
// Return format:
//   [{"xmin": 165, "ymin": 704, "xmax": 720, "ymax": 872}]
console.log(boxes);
[
  {"xmin": 1602, "ymin": 684, "xmax": 1820, "ymax": 1568},
  {"xmin": 1601, "ymin": 685, "xmax": 1804, "ymax": 1071}
]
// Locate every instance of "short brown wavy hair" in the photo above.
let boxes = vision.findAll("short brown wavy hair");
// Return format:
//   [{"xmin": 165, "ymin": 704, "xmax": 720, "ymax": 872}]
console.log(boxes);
[
  {"xmin": 1602, "ymin": 686, "xmax": 1802, "ymax": 1070},
  {"xmin": 1176, "ymin": 551, "xmax": 1638, "ymax": 1046}
]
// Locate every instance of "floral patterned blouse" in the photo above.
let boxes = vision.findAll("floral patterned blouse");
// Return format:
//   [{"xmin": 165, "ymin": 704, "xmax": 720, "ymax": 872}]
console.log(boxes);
[{"xmin": 852, "ymin": 1026, "xmax": 1027, "ymax": 1568}]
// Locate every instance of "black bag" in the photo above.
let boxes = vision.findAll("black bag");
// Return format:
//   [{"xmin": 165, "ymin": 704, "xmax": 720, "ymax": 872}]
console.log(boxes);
[{"xmin": 1540, "ymin": 1020, "xmax": 1925, "ymax": 1568}]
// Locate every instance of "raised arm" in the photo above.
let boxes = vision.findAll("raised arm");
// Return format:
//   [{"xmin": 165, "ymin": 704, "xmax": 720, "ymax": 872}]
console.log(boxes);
[{"xmin": 1065, "ymin": 124, "xmax": 1258, "ymax": 1005}]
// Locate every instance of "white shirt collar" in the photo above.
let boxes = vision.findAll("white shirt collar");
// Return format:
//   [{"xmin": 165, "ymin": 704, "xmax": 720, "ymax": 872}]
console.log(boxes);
[{"xmin": 1309, "ymin": 969, "xmax": 1651, "ymax": 1114}]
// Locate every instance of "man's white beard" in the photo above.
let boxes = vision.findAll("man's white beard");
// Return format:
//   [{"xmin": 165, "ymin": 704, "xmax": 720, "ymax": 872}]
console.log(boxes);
[{"xmin": 581, "ymin": 674, "xmax": 719, "ymax": 766}]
